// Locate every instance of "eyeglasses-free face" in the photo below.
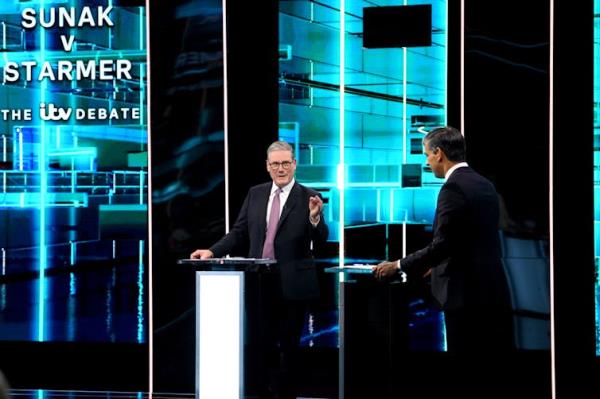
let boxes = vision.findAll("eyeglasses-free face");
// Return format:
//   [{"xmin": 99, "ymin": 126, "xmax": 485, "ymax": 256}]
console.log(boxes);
[{"xmin": 266, "ymin": 150, "xmax": 296, "ymax": 188}]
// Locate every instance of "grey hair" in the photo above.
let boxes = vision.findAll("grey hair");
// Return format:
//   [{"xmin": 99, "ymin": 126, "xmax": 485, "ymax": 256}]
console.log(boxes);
[{"xmin": 266, "ymin": 141, "xmax": 295, "ymax": 159}]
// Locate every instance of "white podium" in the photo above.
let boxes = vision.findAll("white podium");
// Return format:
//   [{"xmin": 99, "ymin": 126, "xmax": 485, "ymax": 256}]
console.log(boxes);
[{"xmin": 178, "ymin": 258, "xmax": 277, "ymax": 399}]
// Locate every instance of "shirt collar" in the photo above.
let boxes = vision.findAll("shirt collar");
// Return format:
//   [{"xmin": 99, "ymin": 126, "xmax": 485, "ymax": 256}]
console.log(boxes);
[
  {"xmin": 445, "ymin": 162, "xmax": 469, "ymax": 180},
  {"xmin": 271, "ymin": 178, "xmax": 295, "ymax": 195}
]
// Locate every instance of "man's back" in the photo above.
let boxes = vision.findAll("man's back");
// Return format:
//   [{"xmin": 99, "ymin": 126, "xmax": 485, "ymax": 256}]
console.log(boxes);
[
  {"xmin": 448, "ymin": 167, "xmax": 501, "ymax": 261},
  {"xmin": 439, "ymin": 167, "xmax": 510, "ymax": 311}
]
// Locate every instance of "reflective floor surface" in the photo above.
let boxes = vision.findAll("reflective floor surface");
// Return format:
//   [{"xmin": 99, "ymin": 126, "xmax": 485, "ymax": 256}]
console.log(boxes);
[
  {"xmin": 10, "ymin": 391, "xmax": 325, "ymax": 399},
  {"xmin": 11, "ymin": 391, "xmax": 193, "ymax": 399}
]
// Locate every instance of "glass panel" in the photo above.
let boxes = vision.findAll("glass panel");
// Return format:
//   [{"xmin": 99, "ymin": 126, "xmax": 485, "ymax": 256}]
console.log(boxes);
[{"xmin": 279, "ymin": 0, "xmax": 448, "ymax": 351}]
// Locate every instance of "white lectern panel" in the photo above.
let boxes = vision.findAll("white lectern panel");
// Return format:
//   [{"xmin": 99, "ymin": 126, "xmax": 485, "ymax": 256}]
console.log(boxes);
[{"xmin": 196, "ymin": 271, "xmax": 244, "ymax": 399}]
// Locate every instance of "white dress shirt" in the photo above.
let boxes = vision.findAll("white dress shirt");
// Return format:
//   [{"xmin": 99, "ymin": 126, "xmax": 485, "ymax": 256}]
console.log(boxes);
[{"xmin": 445, "ymin": 162, "xmax": 469, "ymax": 180}]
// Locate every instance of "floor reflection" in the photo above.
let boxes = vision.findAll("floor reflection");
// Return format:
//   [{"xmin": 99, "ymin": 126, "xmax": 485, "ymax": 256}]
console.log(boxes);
[{"xmin": 11, "ymin": 391, "xmax": 194, "ymax": 399}]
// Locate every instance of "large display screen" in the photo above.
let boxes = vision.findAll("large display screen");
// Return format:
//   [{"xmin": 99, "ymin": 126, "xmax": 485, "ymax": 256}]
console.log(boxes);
[{"xmin": 0, "ymin": 0, "xmax": 148, "ymax": 343}]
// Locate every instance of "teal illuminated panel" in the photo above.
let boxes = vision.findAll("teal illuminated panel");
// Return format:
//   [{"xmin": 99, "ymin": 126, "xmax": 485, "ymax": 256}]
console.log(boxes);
[
  {"xmin": 278, "ymin": 0, "xmax": 448, "ymax": 351},
  {"xmin": 0, "ymin": 0, "xmax": 149, "ymax": 343},
  {"xmin": 279, "ymin": 0, "xmax": 447, "ymax": 239}
]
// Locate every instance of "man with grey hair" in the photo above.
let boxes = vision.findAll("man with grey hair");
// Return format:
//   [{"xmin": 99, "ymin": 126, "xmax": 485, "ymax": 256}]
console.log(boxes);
[{"xmin": 191, "ymin": 140, "xmax": 328, "ymax": 398}]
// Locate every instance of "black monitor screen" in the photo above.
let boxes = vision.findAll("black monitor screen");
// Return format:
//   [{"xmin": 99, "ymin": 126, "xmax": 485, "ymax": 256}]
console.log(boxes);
[{"xmin": 363, "ymin": 5, "xmax": 432, "ymax": 48}]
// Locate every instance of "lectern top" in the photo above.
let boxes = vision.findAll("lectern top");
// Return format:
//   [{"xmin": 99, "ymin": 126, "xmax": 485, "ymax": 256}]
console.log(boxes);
[{"xmin": 177, "ymin": 257, "xmax": 277, "ymax": 265}]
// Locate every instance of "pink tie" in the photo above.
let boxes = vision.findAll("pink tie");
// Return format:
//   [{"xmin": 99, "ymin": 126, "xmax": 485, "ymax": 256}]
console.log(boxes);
[{"xmin": 262, "ymin": 188, "xmax": 282, "ymax": 259}]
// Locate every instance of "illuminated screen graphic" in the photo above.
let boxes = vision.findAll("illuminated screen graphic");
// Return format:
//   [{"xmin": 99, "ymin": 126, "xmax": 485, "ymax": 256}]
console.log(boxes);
[
  {"xmin": 0, "ymin": 0, "xmax": 148, "ymax": 343},
  {"xmin": 279, "ymin": 0, "xmax": 447, "ymax": 349}
]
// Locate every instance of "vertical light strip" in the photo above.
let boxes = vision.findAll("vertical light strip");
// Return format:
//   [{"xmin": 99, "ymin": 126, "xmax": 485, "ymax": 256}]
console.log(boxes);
[
  {"xmin": 108, "ymin": 0, "xmax": 114, "ymax": 49},
  {"xmin": 338, "ymin": 0, "xmax": 345, "ymax": 270},
  {"xmin": 310, "ymin": 60, "xmax": 314, "ymax": 107},
  {"xmin": 70, "ymin": 241, "xmax": 75, "ymax": 266},
  {"xmin": 445, "ymin": 0, "xmax": 449, "ymax": 126},
  {"xmin": 139, "ymin": 169, "xmax": 144, "ymax": 205},
  {"xmin": 139, "ymin": 6, "xmax": 144, "ymax": 51},
  {"xmin": 2, "ymin": 135, "xmax": 6, "ymax": 162},
  {"xmin": 460, "ymin": 0, "xmax": 465, "ymax": 134},
  {"xmin": 38, "ymin": 0, "xmax": 48, "ymax": 342},
  {"xmin": 18, "ymin": 129, "xmax": 23, "ymax": 171},
  {"xmin": 389, "ymin": 190, "xmax": 394, "ymax": 222},
  {"xmin": 402, "ymin": 0, "xmax": 408, "ymax": 164},
  {"xmin": 223, "ymin": 0, "xmax": 230, "ymax": 233},
  {"xmin": 402, "ymin": 218, "xmax": 407, "ymax": 258},
  {"xmin": 338, "ymin": 3, "xmax": 346, "ymax": 399},
  {"xmin": 376, "ymin": 189, "xmax": 381, "ymax": 221},
  {"xmin": 139, "ymin": 65, "xmax": 145, "ymax": 132},
  {"xmin": 145, "ymin": 0, "xmax": 154, "ymax": 393},
  {"xmin": 549, "ymin": 0, "xmax": 556, "ymax": 398},
  {"xmin": 138, "ymin": 240, "xmax": 145, "ymax": 343}
]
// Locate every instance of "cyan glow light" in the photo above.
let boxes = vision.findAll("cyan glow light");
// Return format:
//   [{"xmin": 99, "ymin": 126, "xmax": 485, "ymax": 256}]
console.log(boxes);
[
  {"xmin": 137, "ymin": 240, "xmax": 144, "ymax": 343},
  {"xmin": 18, "ymin": 129, "xmax": 23, "ymax": 171},
  {"xmin": 108, "ymin": 0, "xmax": 114, "ymax": 49},
  {"xmin": 338, "ymin": 4, "xmax": 346, "ymax": 399},
  {"xmin": 139, "ymin": 6, "xmax": 144, "ymax": 51},
  {"xmin": 48, "ymin": 149, "xmax": 96, "ymax": 157},
  {"xmin": 402, "ymin": 41, "xmax": 407, "ymax": 165},
  {"xmin": 223, "ymin": 0, "xmax": 230, "ymax": 233},
  {"xmin": 594, "ymin": 0, "xmax": 600, "ymax": 357},
  {"xmin": 139, "ymin": 169, "xmax": 145, "ymax": 204},
  {"xmin": 106, "ymin": 268, "xmax": 114, "ymax": 340},
  {"xmin": 145, "ymin": 0, "xmax": 153, "ymax": 390},
  {"xmin": 440, "ymin": 311, "xmax": 447, "ymax": 351},
  {"xmin": 338, "ymin": 0, "xmax": 345, "ymax": 271},
  {"xmin": 38, "ymin": 0, "xmax": 48, "ymax": 342},
  {"xmin": 196, "ymin": 271, "xmax": 244, "ymax": 399}
]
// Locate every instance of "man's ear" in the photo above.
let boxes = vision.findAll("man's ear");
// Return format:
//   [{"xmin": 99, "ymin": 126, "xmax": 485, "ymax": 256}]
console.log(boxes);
[{"xmin": 435, "ymin": 147, "xmax": 445, "ymax": 161}]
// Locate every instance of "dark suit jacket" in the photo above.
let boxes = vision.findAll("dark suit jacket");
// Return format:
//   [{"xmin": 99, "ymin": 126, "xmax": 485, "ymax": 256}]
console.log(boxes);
[
  {"xmin": 400, "ymin": 167, "xmax": 511, "ymax": 311},
  {"xmin": 209, "ymin": 181, "xmax": 329, "ymax": 301}
]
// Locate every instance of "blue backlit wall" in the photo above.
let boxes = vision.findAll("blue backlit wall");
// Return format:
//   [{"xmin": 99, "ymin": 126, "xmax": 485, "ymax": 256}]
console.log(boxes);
[
  {"xmin": 279, "ymin": 0, "xmax": 446, "ymax": 240},
  {"xmin": 0, "ymin": 0, "xmax": 148, "ymax": 343},
  {"xmin": 279, "ymin": 0, "xmax": 447, "ymax": 349}
]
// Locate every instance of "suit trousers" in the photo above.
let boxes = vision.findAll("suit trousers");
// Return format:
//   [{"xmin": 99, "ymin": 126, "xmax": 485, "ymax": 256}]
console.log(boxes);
[{"xmin": 250, "ymin": 271, "xmax": 308, "ymax": 399}]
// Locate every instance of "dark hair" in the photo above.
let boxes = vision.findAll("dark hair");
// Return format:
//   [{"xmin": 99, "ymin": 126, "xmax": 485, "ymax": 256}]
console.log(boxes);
[{"xmin": 424, "ymin": 126, "xmax": 466, "ymax": 162}]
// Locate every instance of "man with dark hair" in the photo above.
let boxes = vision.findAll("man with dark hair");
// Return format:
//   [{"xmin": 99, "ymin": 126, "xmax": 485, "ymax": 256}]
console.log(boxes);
[
  {"xmin": 191, "ymin": 140, "xmax": 328, "ymax": 398},
  {"xmin": 373, "ymin": 126, "xmax": 513, "ymax": 353}
]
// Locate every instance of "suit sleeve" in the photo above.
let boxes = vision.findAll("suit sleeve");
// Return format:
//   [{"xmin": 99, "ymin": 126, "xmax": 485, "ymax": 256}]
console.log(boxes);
[
  {"xmin": 400, "ymin": 182, "xmax": 466, "ymax": 279},
  {"xmin": 310, "ymin": 193, "xmax": 329, "ymax": 244},
  {"xmin": 209, "ymin": 191, "xmax": 250, "ymax": 257}
]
